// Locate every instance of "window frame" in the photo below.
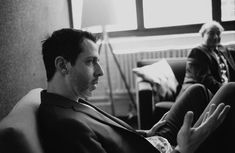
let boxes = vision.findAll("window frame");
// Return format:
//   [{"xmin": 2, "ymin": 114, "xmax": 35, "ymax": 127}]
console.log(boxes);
[{"xmin": 70, "ymin": 0, "xmax": 235, "ymax": 38}]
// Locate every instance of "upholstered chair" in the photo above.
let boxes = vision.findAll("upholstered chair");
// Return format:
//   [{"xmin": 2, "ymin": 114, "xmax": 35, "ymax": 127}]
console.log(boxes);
[{"xmin": 0, "ymin": 88, "xmax": 43, "ymax": 153}]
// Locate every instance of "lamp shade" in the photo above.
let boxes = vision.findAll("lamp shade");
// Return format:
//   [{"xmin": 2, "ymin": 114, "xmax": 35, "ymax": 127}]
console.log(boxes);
[{"xmin": 81, "ymin": 0, "xmax": 118, "ymax": 28}]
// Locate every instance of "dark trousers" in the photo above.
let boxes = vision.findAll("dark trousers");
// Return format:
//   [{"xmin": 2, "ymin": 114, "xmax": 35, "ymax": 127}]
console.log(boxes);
[{"xmin": 156, "ymin": 82, "xmax": 235, "ymax": 153}]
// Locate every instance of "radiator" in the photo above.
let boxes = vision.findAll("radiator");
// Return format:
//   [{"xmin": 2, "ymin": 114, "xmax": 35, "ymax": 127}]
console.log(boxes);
[
  {"xmin": 99, "ymin": 43, "xmax": 235, "ymax": 94},
  {"xmin": 107, "ymin": 48, "xmax": 190, "ymax": 94}
]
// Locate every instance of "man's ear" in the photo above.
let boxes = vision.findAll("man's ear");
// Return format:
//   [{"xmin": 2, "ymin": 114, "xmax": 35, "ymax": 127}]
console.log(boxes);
[{"xmin": 55, "ymin": 56, "xmax": 68, "ymax": 74}]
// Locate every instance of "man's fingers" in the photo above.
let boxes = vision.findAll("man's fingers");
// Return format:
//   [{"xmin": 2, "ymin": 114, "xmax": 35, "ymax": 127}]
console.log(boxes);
[
  {"xmin": 203, "ymin": 103, "xmax": 231, "ymax": 131},
  {"xmin": 157, "ymin": 120, "xmax": 166, "ymax": 127},
  {"xmin": 211, "ymin": 103, "xmax": 225, "ymax": 118},
  {"xmin": 182, "ymin": 111, "xmax": 194, "ymax": 129},
  {"xmin": 201, "ymin": 104, "xmax": 217, "ymax": 124},
  {"xmin": 202, "ymin": 112, "xmax": 209, "ymax": 123},
  {"xmin": 208, "ymin": 104, "xmax": 216, "ymax": 117},
  {"xmin": 217, "ymin": 105, "xmax": 230, "ymax": 122},
  {"xmin": 160, "ymin": 111, "xmax": 168, "ymax": 121}
]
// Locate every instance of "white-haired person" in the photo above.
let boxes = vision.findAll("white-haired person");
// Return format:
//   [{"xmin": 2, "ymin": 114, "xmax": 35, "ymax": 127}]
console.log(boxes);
[{"xmin": 180, "ymin": 21, "xmax": 235, "ymax": 96}]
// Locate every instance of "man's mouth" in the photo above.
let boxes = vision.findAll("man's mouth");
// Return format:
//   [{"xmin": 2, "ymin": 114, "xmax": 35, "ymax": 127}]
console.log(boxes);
[
  {"xmin": 91, "ymin": 79, "xmax": 99, "ymax": 88},
  {"xmin": 92, "ymin": 79, "xmax": 98, "ymax": 85}
]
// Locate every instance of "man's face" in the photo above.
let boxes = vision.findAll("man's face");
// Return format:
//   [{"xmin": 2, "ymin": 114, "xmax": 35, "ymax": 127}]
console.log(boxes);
[
  {"xmin": 66, "ymin": 39, "xmax": 104, "ymax": 98},
  {"xmin": 202, "ymin": 27, "xmax": 221, "ymax": 48}
]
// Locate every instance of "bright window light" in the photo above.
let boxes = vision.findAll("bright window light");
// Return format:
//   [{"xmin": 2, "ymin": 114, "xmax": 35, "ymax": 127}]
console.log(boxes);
[
  {"xmin": 143, "ymin": 0, "xmax": 212, "ymax": 28},
  {"xmin": 221, "ymin": 0, "xmax": 235, "ymax": 21}
]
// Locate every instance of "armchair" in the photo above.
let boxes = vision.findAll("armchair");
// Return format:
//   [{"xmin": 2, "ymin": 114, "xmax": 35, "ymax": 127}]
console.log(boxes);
[{"xmin": 135, "ymin": 58, "xmax": 187, "ymax": 129}]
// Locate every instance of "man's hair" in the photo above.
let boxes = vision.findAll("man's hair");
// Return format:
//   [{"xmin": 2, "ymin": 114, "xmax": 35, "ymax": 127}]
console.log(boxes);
[
  {"xmin": 199, "ymin": 20, "xmax": 224, "ymax": 37},
  {"xmin": 42, "ymin": 28, "xmax": 97, "ymax": 81}
]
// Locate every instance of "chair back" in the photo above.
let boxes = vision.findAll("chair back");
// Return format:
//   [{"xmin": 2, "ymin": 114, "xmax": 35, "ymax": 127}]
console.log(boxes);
[{"xmin": 0, "ymin": 88, "xmax": 43, "ymax": 153}]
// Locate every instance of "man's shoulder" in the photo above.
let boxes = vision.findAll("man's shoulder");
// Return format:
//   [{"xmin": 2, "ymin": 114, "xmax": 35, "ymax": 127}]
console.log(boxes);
[
  {"xmin": 189, "ymin": 45, "xmax": 208, "ymax": 55},
  {"xmin": 38, "ymin": 102, "xmax": 93, "ymax": 134}
]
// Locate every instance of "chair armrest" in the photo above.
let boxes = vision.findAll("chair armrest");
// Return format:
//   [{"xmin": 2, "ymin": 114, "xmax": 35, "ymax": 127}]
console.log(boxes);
[
  {"xmin": 136, "ymin": 79, "xmax": 155, "ymax": 130},
  {"xmin": 0, "ymin": 88, "xmax": 43, "ymax": 153}
]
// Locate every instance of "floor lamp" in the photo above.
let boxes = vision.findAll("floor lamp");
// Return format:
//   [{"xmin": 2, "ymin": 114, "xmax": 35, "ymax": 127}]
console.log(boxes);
[
  {"xmin": 78, "ymin": 0, "xmax": 136, "ymax": 117},
  {"xmin": 99, "ymin": 28, "xmax": 137, "ymax": 117}
]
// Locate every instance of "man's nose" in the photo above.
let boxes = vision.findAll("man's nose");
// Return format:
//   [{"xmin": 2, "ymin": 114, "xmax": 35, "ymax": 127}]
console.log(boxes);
[{"xmin": 96, "ymin": 63, "xmax": 104, "ymax": 77}]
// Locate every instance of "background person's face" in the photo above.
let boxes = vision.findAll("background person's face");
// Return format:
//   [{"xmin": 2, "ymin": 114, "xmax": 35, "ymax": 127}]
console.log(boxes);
[
  {"xmin": 202, "ymin": 27, "xmax": 221, "ymax": 48},
  {"xmin": 66, "ymin": 39, "xmax": 104, "ymax": 99}
]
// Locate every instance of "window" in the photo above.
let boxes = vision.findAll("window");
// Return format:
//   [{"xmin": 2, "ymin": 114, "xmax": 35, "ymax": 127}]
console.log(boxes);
[
  {"xmin": 143, "ymin": 0, "xmax": 212, "ymax": 28},
  {"xmin": 104, "ymin": 0, "xmax": 137, "ymax": 32},
  {"xmin": 221, "ymin": 0, "xmax": 235, "ymax": 21},
  {"xmin": 71, "ymin": 0, "xmax": 235, "ymax": 37}
]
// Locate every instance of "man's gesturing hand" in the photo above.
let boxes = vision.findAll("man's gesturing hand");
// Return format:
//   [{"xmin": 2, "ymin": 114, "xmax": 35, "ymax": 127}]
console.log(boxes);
[{"xmin": 175, "ymin": 103, "xmax": 230, "ymax": 153}]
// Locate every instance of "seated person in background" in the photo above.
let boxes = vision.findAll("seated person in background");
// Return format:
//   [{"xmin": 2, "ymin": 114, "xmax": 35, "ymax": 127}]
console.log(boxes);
[
  {"xmin": 38, "ymin": 28, "xmax": 235, "ymax": 153},
  {"xmin": 180, "ymin": 21, "xmax": 235, "ymax": 96}
]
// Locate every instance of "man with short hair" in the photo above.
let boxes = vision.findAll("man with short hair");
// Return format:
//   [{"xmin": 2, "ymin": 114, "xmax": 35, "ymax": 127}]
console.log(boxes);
[
  {"xmin": 180, "ymin": 21, "xmax": 235, "ymax": 95},
  {"xmin": 38, "ymin": 28, "xmax": 233, "ymax": 153}
]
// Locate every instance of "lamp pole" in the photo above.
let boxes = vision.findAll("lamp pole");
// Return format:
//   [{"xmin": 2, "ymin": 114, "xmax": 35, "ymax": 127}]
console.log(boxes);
[
  {"xmin": 101, "ymin": 27, "xmax": 115, "ymax": 116},
  {"xmin": 99, "ymin": 26, "xmax": 136, "ymax": 117}
]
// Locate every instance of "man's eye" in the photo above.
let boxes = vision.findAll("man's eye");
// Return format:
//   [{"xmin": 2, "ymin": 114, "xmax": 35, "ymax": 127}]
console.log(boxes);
[
  {"xmin": 87, "ymin": 59, "xmax": 96, "ymax": 65},
  {"xmin": 86, "ymin": 58, "xmax": 99, "ymax": 65},
  {"xmin": 87, "ymin": 60, "xmax": 94, "ymax": 64}
]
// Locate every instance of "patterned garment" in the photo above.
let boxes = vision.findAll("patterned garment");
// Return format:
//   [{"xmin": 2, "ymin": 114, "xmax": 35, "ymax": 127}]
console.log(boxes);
[
  {"xmin": 146, "ymin": 135, "xmax": 173, "ymax": 153},
  {"xmin": 213, "ymin": 49, "xmax": 229, "ymax": 83}
]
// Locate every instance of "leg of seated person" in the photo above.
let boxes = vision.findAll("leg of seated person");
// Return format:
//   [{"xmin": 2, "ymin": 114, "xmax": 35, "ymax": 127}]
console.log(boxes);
[
  {"xmin": 155, "ymin": 82, "xmax": 235, "ymax": 153},
  {"xmin": 156, "ymin": 83, "xmax": 211, "ymax": 146},
  {"xmin": 194, "ymin": 82, "xmax": 235, "ymax": 126},
  {"xmin": 194, "ymin": 82, "xmax": 235, "ymax": 153}
]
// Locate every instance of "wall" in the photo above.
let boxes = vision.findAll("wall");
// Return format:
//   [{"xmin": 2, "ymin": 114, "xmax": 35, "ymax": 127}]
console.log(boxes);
[{"xmin": 0, "ymin": 0, "xmax": 71, "ymax": 120}]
